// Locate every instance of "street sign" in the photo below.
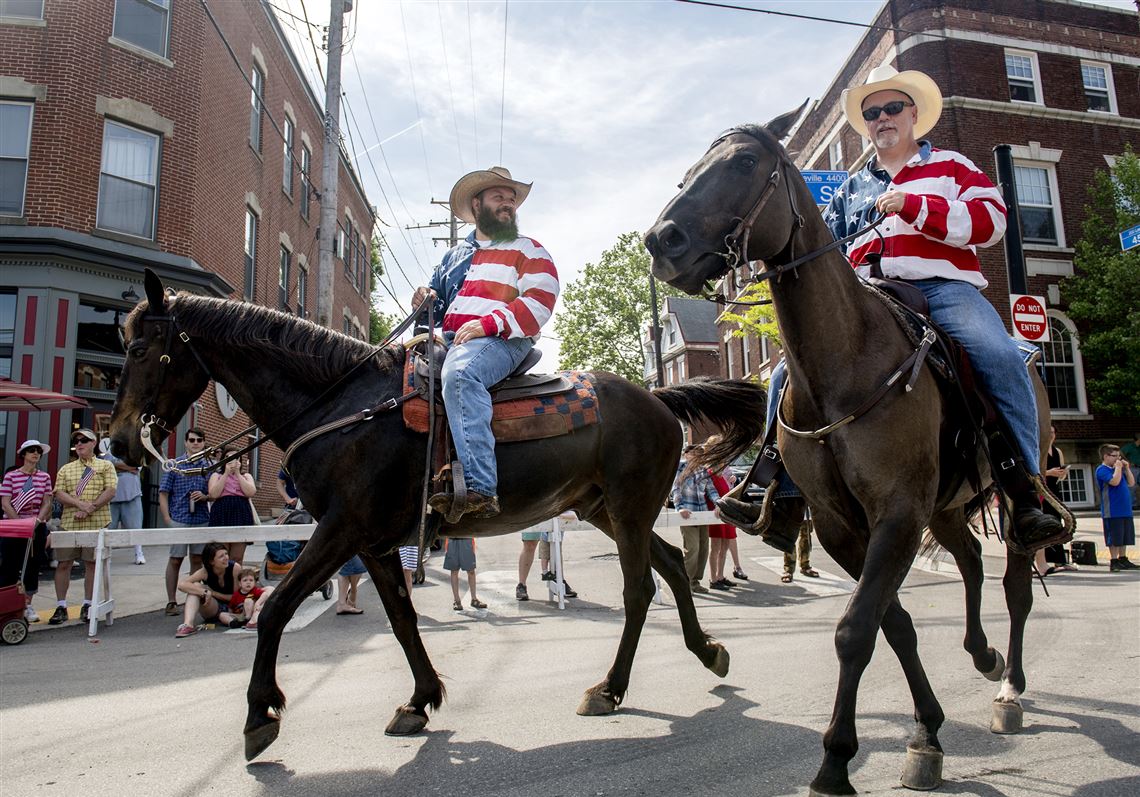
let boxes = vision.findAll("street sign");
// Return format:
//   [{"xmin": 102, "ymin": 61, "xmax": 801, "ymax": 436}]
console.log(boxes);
[
  {"xmin": 1010, "ymin": 294, "xmax": 1050, "ymax": 342},
  {"xmin": 801, "ymin": 170, "xmax": 848, "ymax": 206},
  {"xmin": 1120, "ymin": 223, "xmax": 1140, "ymax": 252}
]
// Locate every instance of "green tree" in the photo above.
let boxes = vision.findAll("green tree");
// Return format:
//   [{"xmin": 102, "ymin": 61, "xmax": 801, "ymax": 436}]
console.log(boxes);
[
  {"xmin": 719, "ymin": 279, "xmax": 782, "ymax": 358},
  {"xmin": 554, "ymin": 231, "xmax": 683, "ymax": 382},
  {"xmin": 369, "ymin": 234, "xmax": 398, "ymax": 343},
  {"xmin": 1061, "ymin": 145, "xmax": 1140, "ymax": 417}
]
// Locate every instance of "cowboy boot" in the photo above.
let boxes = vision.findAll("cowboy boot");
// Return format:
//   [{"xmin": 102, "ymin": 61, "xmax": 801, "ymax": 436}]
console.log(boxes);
[
  {"xmin": 716, "ymin": 443, "xmax": 803, "ymax": 555},
  {"xmin": 428, "ymin": 491, "xmax": 500, "ymax": 520},
  {"xmin": 988, "ymin": 430, "xmax": 1068, "ymax": 553}
]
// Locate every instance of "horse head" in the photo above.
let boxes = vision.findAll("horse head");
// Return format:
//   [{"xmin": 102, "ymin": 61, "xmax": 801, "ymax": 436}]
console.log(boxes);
[
  {"xmin": 645, "ymin": 102, "xmax": 809, "ymax": 295},
  {"xmin": 109, "ymin": 269, "xmax": 212, "ymax": 466}
]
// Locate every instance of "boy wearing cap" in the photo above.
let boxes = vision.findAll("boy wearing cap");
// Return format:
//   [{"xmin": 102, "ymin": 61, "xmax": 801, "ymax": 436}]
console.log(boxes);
[
  {"xmin": 411, "ymin": 167, "xmax": 559, "ymax": 520},
  {"xmin": 50, "ymin": 428, "xmax": 117, "ymax": 624}
]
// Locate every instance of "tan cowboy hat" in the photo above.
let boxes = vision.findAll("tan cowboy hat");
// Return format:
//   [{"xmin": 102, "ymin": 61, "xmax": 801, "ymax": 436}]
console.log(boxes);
[
  {"xmin": 842, "ymin": 65, "xmax": 943, "ymax": 138},
  {"xmin": 448, "ymin": 166, "xmax": 531, "ymax": 224}
]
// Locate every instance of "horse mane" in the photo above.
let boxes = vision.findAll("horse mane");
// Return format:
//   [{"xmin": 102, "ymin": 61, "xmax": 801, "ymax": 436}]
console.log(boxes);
[
  {"xmin": 127, "ymin": 293, "xmax": 396, "ymax": 384},
  {"xmin": 711, "ymin": 123, "xmax": 784, "ymax": 156}
]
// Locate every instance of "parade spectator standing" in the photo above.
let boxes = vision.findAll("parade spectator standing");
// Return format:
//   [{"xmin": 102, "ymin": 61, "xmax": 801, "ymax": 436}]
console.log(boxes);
[
  {"xmin": 781, "ymin": 519, "xmax": 820, "ymax": 583},
  {"xmin": 671, "ymin": 444, "xmax": 721, "ymax": 594},
  {"xmin": 160, "ymin": 429, "xmax": 211, "ymax": 616},
  {"xmin": 707, "ymin": 460, "xmax": 738, "ymax": 590},
  {"xmin": 337, "ymin": 556, "xmax": 366, "ymax": 615},
  {"xmin": 517, "ymin": 531, "xmax": 576, "ymax": 601},
  {"xmin": 399, "ymin": 545, "xmax": 420, "ymax": 595},
  {"xmin": 100, "ymin": 438, "xmax": 145, "ymax": 565},
  {"xmin": 1, "ymin": 440, "xmax": 54, "ymax": 622},
  {"xmin": 1039, "ymin": 425, "xmax": 1077, "ymax": 575},
  {"xmin": 445, "ymin": 538, "xmax": 486, "ymax": 611},
  {"xmin": 50, "ymin": 429, "xmax": 117, "ymax": 624},
  {"xmin": 1121, "ymin": 432, "xmax": 1140, "ymax": 510},
  {"xmin": 207, "ymin": 449, "xmax": 256, "ymax": 565},
  {"xmin": 1096, "ymin": 444, "xmax": 1137, "ymax": 572}
]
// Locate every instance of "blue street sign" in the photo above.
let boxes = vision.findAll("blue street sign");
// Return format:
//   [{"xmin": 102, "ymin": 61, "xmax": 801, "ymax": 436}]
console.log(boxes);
[
  {"xmin": 1120, "ymin": 223, "xmax": 1140, "ymax": 252},
  {"xmin": 801, "ymin": 170, "xmax": 848, "ymax": 206}
]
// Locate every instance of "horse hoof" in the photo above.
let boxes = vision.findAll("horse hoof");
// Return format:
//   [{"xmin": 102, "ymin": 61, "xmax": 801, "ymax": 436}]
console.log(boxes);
[
  {"xmin": 577, "ymin": 689, "xmax": 618, "ymax": 716},
  {"xmin": 808, "ymin": 784, "xmax": 856, "ymax": 797},
  {"xmin": 244, "ymin": 718, "xmax": 280, "ymax": 761},
  {"xmin": 384, "ymin": 705, "xmax": 429, "ymax": 736},
  {"xmin": 983, "ymin": 650, "xmax": 1005, "ymax": 682},
  {"xmin": 706, "ymin": 643, "xmax": 730, "ymax": 678},
  {"xmin": 900, "ymin": 747, "xmax": 943, "ymax": 791},
  {"xmin": 990, "ymin": 700, "xmax": 1023, "ymax": 734}
]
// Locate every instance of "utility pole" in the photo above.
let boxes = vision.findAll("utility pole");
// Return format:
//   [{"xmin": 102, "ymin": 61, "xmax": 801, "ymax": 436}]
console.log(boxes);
[
  {"xmin": 317, "ymin": 0, "xmax": 349, "ymax": 328},
  {"xmin": 407, "ymin": 199, "xmax": 463, "ymax": 247}
]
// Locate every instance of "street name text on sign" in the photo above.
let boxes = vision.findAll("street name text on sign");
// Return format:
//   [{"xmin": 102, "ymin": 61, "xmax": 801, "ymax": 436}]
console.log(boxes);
[
  {"xmin": 1120, "ymin": 223, "xmax": 1140, "ymax": 252},
  {"xmin": 802, "ymin": 171, "xmax": 848, "ymax": 207},
  {"xmin": 1010, "ymin": 294, "xmax": 1050, "ymax": 342}
]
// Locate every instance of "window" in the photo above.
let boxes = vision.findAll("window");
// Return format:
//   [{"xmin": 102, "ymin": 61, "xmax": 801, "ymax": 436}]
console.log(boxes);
[
  {"xmin": 1081, "ymin": 62, "xmax": 1116, "ymax": 114},
  {"xmin": 1014, "ymin": 164, "xmax": 1062, "ymax": 247},
  {"xmin": 97, "ymin": 120, "xmax": 159, "ymax": 239},
  {"xmin": 359, "ymin": 237, "xmax": 370, "ymax": 296},
  {"xmin": 665, "ymin": 360, "xmax": 674, "ymax": 385},
  {"xmin": 112, "ymin": 0, "xmax": 170, "ymax": 58},
  {"xmin": 1036, "ymin": 314, "xmax": 1086, "ymax": 414},
  {"xmin": 355, "ymin": 229, "xmax": 364, "ymax": 288},
  {"xmin": 0, "ymin": 292, "xmax": 15, "ymax": 380},
  {"xmin": 725, "ymin": 337, "xmax": 736, "ymax": 378},
  {"xmin": 0, "ymin": 1, "xmax": 44, "ymax": 20},
  {"xmin": 829, "ymin": 138, "xmax": 843, "ymax": 170},
  {"xmin": 0, "ymin": 101, "xmax": 33, "ymax": 216},
  {"xmin": 667, "ymin": 321, "xmax": 677, "ymax": 347},
  {"xmin": 1056, "ymin": 465, "xmax": 1091, "ymax": 508},
  {"xmin": 1005, "ymin": 51, "xmax": 1041, "ymax": 104},
  {"xmin": 243, "ymin": 208, "xmax": 257, "ymax": 301},
  {"xmin": 74, "ymin": 303, "xmax": 127, "ymax": 396},
  {"xmin": 297, "ymin": 266, "xmax": 307, "ymax": 319},
  {"xmin": 741, "ymin": 337, "xmax": 750, "ymax": 375},
  {"xmin": 336, "ymin": 224, "xmax": 346, "ymax": 259},
  {"xmin": 278, "ymin": 246, "xmax": 290, "ymax": 310},
  {"xmin": 299, "ymin": 144, "xmax": 311, "ymax": 220},
  {"xmin": 249, "ymin": 65, "xmax": 264, "ymax": 152},
  {"xmin": 282, "ymin": 116, "xmax": 294, "ymax": 197}
]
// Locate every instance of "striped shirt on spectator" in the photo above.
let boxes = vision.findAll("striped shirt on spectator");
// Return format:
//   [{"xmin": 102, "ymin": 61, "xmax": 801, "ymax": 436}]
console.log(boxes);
[{"xmin": 0, "ymin": 469, "xmax": 53, "ymax": 519}]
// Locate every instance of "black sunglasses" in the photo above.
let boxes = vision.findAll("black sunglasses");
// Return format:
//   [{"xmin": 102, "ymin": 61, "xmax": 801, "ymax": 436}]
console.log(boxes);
[
  {"xmin": 861, "ymin": 100, "xmax": 914, "ymax": 122},
  {"xmin": 23, "ymin": 447, "xmax": 43, "ymax": 455},
  {"xmin": 186, "ymin": 437, "xmax": 205, "ymax": 443}
]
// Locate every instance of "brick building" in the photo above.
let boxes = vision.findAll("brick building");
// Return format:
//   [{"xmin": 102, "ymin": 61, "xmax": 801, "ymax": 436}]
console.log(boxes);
[
  {"xmin": 642, "ymin": 296, "xmax": 722, "ymax": 444},
  {"xmin": 718, "ymin": 0, "xmax": 1139, "ymax": 508},
  {"xmin": 1, "ymin": 0, "xmax": 375, "ymax": 517}
]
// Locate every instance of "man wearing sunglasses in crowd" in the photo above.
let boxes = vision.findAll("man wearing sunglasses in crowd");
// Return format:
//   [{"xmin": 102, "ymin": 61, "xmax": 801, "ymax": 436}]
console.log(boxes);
[
  {"xmin": 49, "ymin": 428, "xmax": 118, "ymax": 625},
  {"xmin": 721, "ymin": 66, "xmax": 1064, "ymax": 556},
  {"xmin": 160, "ymin": 428, "xmax": 213, "ymax": 616}
]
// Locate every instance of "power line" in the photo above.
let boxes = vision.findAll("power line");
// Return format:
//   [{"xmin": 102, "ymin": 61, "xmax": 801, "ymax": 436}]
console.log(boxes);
[
  {"xmin": 399, "ymin": 2, "xmax": 434, "ymax": 197},
  {"xmin": 296, "ymin": 0, "xmax": 326, "ymax": 85},
  {"xmin": 264, "ymin": 0, "xmax": 319, "ymax": 30},
  {"xmin": 467, "ymin": 0, "xmax": 479, "ymax": 164},
  {"xmin": 274, "ymin": 0, "xmax": 324, "ymax": 95},
  {"xmin": 437, "ymin": 0, "xmax": 466, "ymax": 170},
  {"xmin": 673, "ymin": 0, "xmax": 953, "ymax": 41},
  {"xmin": 499, "ymin": 0, "xmax": 509, "ymax": 164}
]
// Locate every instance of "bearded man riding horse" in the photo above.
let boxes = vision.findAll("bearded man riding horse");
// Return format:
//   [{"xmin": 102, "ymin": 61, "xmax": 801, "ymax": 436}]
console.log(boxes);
[{"xmin": 717, "ymin": 66, "xmax": 1066, "ymax": 557}]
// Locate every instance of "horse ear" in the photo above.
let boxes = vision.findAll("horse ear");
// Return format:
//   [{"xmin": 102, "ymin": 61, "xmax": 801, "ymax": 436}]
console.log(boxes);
[
  {"xmin": 144, "ymin": 268, "xmax": 166, "ymax": 312},
  {"xmin": 765, "ymin": 98, "xmax": 810, "ymax": 141}
]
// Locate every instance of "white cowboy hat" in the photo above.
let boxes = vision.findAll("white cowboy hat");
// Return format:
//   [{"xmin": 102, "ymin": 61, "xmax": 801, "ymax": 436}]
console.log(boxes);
[
  {"xmin": 448, "ymin": 166, "xmax": 531, "ymax": 224},
  {"xmin": 17, "ymin": 439, "xmax": 51, "ymax": 456},
  {"xmin": 842, "ymin": 65, "xmax": 943, "ymax": 138}
]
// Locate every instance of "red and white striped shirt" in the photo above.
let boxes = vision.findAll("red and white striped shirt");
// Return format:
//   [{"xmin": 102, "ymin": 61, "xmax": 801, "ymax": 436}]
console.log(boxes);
[
  {"xmin": 835, "ymin": 147, "xmax": 1007, "ymax": 288},
  {"xmin": 441, "ymin": 237, "xmax": 559, "ymax": 340}
]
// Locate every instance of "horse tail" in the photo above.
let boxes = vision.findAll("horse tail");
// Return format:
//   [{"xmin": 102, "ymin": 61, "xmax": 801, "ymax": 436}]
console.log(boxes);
[{"xmin": 652, "ymin": 377, "xmax": 767, "ymax": 470}]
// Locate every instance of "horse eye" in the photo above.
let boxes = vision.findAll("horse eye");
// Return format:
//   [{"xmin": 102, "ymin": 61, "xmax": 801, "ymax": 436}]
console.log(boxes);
[
  {"xmin": 738, "ymin": 156, "xmax": 757, "ymax": 170},
  {"xmin": 130, "ymin": 347, "xmax": 147, "ymax": 360}
]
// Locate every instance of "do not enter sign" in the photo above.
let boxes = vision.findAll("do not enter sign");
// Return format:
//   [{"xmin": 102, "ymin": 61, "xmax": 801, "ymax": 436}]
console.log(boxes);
[{"xmin": 1010, "ymin": 294, "xmax": 1050, "ymax": 342}]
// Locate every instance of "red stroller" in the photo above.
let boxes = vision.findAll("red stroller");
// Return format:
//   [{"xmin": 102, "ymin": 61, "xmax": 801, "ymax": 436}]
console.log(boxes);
[{"xmin": 0, "ymin": 518, "xmax": 37, "ymax": 645}]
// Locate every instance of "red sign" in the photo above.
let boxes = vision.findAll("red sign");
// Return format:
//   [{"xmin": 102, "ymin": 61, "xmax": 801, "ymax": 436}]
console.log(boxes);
[{"xmin": 1010, "ymin": 294, "xmax": 1050, "ymax": 342}]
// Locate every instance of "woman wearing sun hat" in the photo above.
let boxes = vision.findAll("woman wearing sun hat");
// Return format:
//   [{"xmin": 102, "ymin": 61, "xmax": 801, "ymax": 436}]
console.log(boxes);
[{"xmin": 1, "ymin": 439, "xmax": 55, "ymax": 622}]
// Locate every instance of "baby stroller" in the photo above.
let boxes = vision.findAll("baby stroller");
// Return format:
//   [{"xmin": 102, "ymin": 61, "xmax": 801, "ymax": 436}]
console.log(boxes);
[
  {"xmin": 264, "ymin": 508, "xmax": 333, "ymax": 600},
  {"xmin": 0, "ymin": 518, "xmax": 37, "ymax": 645}
]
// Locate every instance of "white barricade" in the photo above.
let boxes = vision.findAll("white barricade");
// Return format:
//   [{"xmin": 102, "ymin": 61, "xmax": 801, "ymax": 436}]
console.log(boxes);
[{"xmin": 50, "ymin": 510, "xmax": 720, "ymax": 634}]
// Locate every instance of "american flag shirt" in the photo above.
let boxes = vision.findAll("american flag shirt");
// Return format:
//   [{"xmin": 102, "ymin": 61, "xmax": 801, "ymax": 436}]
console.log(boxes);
[{"xmin": 823, "ymin": 141, "xmax": 1006, "ymax": 289}]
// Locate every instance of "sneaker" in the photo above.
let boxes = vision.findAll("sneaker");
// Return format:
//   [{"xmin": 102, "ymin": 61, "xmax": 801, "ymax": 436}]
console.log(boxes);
[
  {"xmin": 541, "ymin": 571, "xmax": 556, "ymax": 581},
  {"xmin": 174, "ymin": 623, "xmax": 197, "ymax": 638},
  {"xmin": 691, "ymin": 583, "xmax": 710, "ymax": 594},
  {"xmin": 24, "ymin": 605, "xmax": 39, "ymax": 623},
  {"xmin": 49, "ymin": 606, "xmax": 67, "ymax": 625},
  {"xmin": 79, "ymin": 604, "xmax": 90, "ymax": 623},
  {"xmin": 1119, "ymin": 557, "xmax": 1140, "ymax": 570},
  {"xmin": 562, "ymin": 582, "xmax": 577, "ymax": 599},
  {"xmin": 732, "ymin": 568, "xmax": 749, "ymax": 581},
  {"xmin": 516, "ymin": 583, "xmax": 529, "ymax": 601},
  {"xmin": 164, "ymin": 601, "xmax": 179, "ymax": 616},
  {"xmin": 135, "ymin": 555, "xmax": 146, "ymax": 565},
  {"xmin": 710, "ymin": 580, "xmax": 730, "ymax": 591}
]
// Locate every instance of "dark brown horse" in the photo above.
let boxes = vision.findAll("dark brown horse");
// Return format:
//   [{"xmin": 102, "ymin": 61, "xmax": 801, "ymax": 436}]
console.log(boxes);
[
  {"xmin": 109, "ymin": 270, "xmax": 766, "ymax": 761},
  {"xmin": 645, "ymin": 113, "xmax": 1055, "ymax": 795}
]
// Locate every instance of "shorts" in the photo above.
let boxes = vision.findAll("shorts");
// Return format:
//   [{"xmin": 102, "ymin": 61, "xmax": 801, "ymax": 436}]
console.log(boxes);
[
  {"xmin": 339, "ymin": 555, "xmax": 367, "ymax": 577},
  {"xmin": 399, "ymin": 545, "xmax": 420, "ymax": 571},
  {"xmin": 443, "ymin": 538, "xmax": 476, "ymax": 572},
  {"xmin": 168, "ymin": 520, "xmax": 209, "ymax": 557},
  {"xmin": 521, "ymin": 530, "xmax": 548, "ymax": 542},
  {"xmin": 1102, "ymin": 516, "xmax": 1136, "ymax": 547},
  {"xmin": 53, "ymin": 546, "xmax": 95, "ymax": 562}
]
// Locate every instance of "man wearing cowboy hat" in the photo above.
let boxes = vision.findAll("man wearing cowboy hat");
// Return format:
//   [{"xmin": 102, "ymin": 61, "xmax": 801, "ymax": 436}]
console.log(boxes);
[
  {"xmin": 411, "ymin": 167, "xmax": 559, "ymax": 519},
  {"xmin": 721, "ymin": 65, "xmax": 1063, "ymax": 552}
]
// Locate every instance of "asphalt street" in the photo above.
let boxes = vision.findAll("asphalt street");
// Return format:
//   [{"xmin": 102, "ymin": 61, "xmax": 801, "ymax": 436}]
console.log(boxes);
[{"xmin": 1, "ymin": 525, "xmax": 1138, "ymax": 797}]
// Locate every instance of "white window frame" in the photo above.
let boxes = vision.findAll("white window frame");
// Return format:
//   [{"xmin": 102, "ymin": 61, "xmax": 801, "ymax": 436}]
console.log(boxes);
[
  {"xmin": 0, "ymin": 100, "xmax": 33, "ymax": 217},
  {"xmin": 296, "ymin": 265, "xmax": 307, "ymax": 319},
  {"xmin": 1079, "ymin": 60, "xmax": 1117, "ymax": 115},
  {"xmin": 243, "ymin": 207, "xmax": 257, "ymax": 301},
  {"xmin": 666, "ymin": 319, "xmax": 677, "ymax": 348},
  {"xmin": 741, "ymin": 335, "xmax": 751, "ymax": 376},
  {"xmin": 0, "ymin": 0, "xmax": 44, "ymax": 21},
  {"xmin": 249, "ymin": 65, "xmax": 265, "ymax": 152},
  {"xmin": 725, "ymin": 335, "xmax": 736, "ymax": 378},
  {"xmin": 299, "ymin": 144, "xmax": 311, "ymax": 220},
  {"xmin": 1055, "ymin": 464, "xmax": 1094, "ymax": 509},
  {"xmin": 111, "ymin": 0, "xmax": 171, "ymax": 59},
  {"xmin": 828, "ymin": 137, "xmax": 843, "ymax": 170},
  {"xmin": 278, "ymin": 245, "xmax": 290, "ymax": 310},
  {"xmin": 1038, "ymin": 311, "xmax": 1088, "ymax": 416},
  {"xmin": 1013, "ymin": 160, "xmax": 1065, "ymax": 249},
  {"xmin": 1004, "ymin": 49, "xmax": 1043, "ymax": 106},
  {"xmin": 282, "ymin": 114, "xmax": 294, "ymax": 197},
  {"xmin": 96, "ymin": 119, "xmax": 160, "ymax": 240}
]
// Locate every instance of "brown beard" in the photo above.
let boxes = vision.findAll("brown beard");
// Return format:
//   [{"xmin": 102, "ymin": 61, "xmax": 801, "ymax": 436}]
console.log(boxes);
[{"xmin": 476, "ymin": 203, "xmax": 519, "ymax": 242}]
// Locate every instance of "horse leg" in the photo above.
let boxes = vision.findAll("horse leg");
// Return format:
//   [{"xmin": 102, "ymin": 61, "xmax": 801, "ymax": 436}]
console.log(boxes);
[
  {"xmin": 358, "ymin": 549, "xmax": 446, "ymax": 735},
  {"xmin": 577, "ymin": 513, "xmax": 661, "ymax": 715},
  {"xmin": 993, "ymin": 547, "xmax": 1034, "ymax": 734},
  {"xmin": 648, "ymin": 531, "xmax": 729, "ymax": 676},
  {"xmin": 929, "ymin": 509, "xmax": 1004, "ymax": 680},
  {"xmin": 244, "ymin": 516, "xmax": 358, "ymax": 760}
]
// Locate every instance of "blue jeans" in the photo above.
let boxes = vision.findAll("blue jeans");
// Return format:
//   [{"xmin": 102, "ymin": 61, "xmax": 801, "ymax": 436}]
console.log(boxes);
[
  {"xmin": 766, "ymin": 278, "xmax": 1041, "ymax": 491},
  {"xmin": 442, "ymin": 335, "xmax": 534, "ymax": 496}
]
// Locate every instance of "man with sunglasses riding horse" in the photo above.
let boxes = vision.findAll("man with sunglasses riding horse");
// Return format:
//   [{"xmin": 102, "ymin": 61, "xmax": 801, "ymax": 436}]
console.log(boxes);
[
  {"xmin": 411, "ymin": 167, "xmax": 559, "ymax": 520},
  {"xmin": 720, "ymin": 66, "xmax": 1064, "ymax": 554}
]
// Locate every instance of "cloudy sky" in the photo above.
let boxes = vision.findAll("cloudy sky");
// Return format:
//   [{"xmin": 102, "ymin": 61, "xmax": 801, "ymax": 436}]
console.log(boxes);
[{"xmin": 273, "ymin": 0, "xmax": 1131, "ymax": 361}]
